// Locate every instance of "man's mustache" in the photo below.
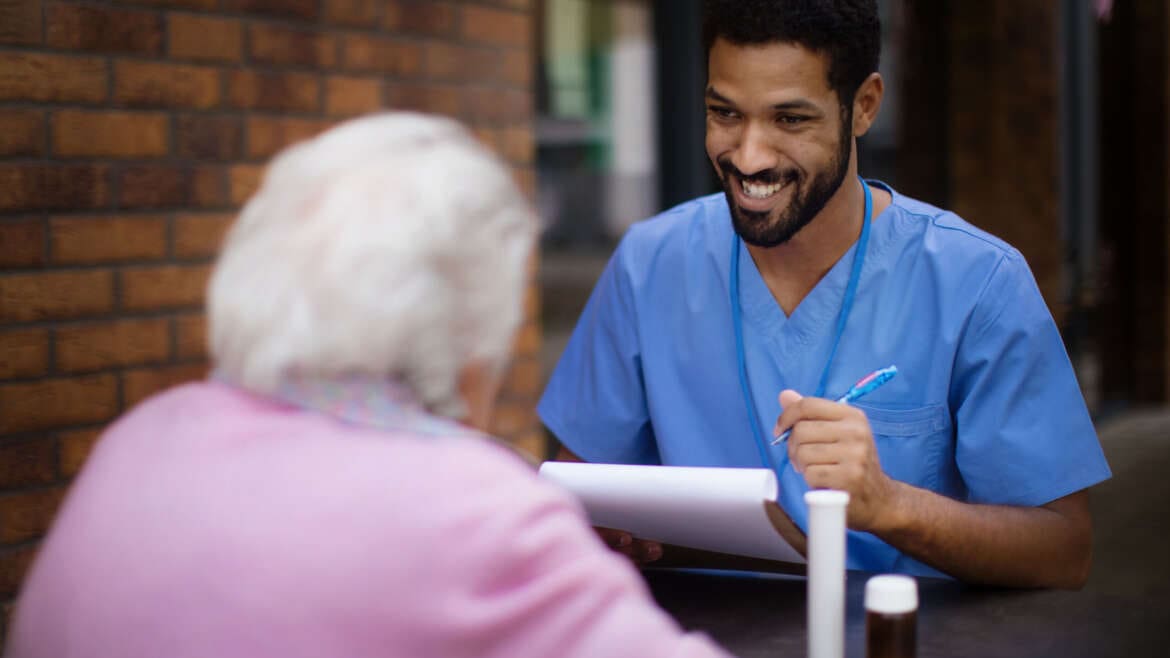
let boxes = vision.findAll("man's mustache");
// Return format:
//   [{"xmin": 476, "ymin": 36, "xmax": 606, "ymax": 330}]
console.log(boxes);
[{"xmin": 716, "ymin": 157, "xmax": 796, "ymax": 186}]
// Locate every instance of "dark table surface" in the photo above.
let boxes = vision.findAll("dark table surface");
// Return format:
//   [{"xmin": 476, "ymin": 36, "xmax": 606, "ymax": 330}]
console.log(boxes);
[
  {"xmin": 645, "ymin": 567, "xmax": 1165, "ymax": 658},
  {"xmin": 644, "ymin": 409, "xmax": 1170, "ymax": 657}
]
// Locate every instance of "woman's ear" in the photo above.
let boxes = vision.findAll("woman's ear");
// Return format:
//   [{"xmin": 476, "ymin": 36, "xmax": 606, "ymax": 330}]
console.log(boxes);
[{"xmin": 851, "ymin": 72, "xmax": 885, "ymax": 138}]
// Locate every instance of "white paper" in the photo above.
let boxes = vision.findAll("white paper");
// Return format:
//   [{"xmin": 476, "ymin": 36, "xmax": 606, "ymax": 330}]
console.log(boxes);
[{"xmin": 538, "ymin": 462, "xmax": 805, "ymax": 563}]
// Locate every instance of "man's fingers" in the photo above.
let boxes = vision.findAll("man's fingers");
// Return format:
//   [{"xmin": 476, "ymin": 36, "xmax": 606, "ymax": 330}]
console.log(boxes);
[
  {"xmin": 595, "ymin": 527, "xmax": 662, "ymax": 564},
  {"xmin": 789, "ymin": 441, "xmax": 842, "ymax": 474},
  {"xmin": 803, "ymin": 463, "xmax": 844, "ymax": 490},
  {"xmin": 787, "ymin": 419, "xmax": 849, "ymax": 446},
  {"xmin": 594, "ymin": 527, "xmax": 632, "ymax": 548},
  {"xmin": 773, "ymin": 391, "xmax": 858, "ymax": 436},
  {"xmin": 637, "ymin": 540, "xmax": 663, "ymax": 563}
]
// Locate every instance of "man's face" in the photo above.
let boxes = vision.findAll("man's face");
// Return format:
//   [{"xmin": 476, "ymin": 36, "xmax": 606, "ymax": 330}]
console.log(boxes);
[{"xmin": 705, "ymin": 38, "xmax": 853, "ymax": 248}]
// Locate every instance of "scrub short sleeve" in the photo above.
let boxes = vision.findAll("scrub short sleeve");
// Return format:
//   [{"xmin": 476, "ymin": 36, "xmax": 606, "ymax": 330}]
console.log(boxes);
[
  {"xmin": 537, "ymin": 238, "xmax": 658, "ymax": 464},
  {"xmin": 950, "ymin": 251, "xmax": 1110, "ymax": 506}
]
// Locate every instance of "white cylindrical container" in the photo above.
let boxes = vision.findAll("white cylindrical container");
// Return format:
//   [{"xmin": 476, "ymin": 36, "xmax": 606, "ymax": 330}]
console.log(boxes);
[{"xmin": 806, "ymin": 489, "xmax": 850, "ymax": 658}]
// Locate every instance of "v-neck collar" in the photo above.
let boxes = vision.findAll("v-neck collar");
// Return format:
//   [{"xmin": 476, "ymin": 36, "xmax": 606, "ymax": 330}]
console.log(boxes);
[{"xmin": 734, "ymin": 180, "xmax": 895, "ymax": 348}]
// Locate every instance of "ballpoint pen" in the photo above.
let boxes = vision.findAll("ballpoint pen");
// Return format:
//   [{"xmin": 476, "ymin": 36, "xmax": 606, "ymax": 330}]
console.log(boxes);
[{"xmin": 771, "ymin": 365, "xmax": 898, "ymax": 445}]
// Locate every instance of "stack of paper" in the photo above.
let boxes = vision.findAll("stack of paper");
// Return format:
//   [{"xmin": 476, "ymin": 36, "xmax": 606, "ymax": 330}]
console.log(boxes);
[{"xmin": 538, "ymin": 462, "xmax": 805, "ymax": 564}]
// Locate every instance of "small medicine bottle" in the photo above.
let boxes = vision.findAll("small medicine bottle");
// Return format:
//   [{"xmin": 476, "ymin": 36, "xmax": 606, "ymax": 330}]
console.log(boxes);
[{"xmin": 865, "ymin": 574, "xmax": 918, "ymax": 658}]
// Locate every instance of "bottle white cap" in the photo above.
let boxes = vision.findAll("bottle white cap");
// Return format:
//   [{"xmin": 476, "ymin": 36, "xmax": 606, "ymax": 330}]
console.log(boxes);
[
  {"xmin": 804, "ymin": 489, "xmax": 850, "ymax": 508},
  {"xmin": 865, "ymin": 575, "xmax": 918, "ymax": 614}
]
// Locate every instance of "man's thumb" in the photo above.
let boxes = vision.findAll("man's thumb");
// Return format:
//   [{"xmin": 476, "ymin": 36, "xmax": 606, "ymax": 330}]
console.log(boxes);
[{"xmin": 778, "ymin": 389, "xmax": 803, "ymax": 409}]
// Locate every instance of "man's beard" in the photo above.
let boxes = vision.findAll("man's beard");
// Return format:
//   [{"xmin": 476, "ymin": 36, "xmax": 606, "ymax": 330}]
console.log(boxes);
[{"xmin": 719, "ymin": 118, "xmax": 853, "ymax": 248}]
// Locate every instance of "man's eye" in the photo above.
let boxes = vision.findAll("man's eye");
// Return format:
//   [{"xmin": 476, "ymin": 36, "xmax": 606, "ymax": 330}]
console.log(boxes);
[
  {"xmin": 708, "ymin": 106, "xmax": 738, "ymax": 119},
  {"xmin": 778, "ymin": 115, "xmax": 809, "ymax": 125}
]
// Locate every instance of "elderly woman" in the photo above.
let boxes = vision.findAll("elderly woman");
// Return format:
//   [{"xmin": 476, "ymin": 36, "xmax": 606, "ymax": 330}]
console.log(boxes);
[{"xmin": 7, "ymin": 114, "xmax": 729, "ymax": 658}]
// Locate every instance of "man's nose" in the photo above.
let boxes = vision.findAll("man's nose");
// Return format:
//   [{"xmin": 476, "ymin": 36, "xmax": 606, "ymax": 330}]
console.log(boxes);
[{"xmin": 731, "ymin": 123, "xmax": 778, "ymax": 177}]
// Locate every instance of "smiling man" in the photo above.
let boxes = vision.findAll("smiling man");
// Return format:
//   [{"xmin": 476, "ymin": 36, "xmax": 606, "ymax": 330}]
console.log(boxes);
[{"xmin": 538, "ymin": 0, "xmax": 1111, "ymax": 588}]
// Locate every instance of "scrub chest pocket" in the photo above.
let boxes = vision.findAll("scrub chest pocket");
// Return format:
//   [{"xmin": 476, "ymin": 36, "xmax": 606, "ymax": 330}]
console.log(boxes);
[{"xmin": 853, "ymin": 402, "xmax": 952, "ymax": 492}]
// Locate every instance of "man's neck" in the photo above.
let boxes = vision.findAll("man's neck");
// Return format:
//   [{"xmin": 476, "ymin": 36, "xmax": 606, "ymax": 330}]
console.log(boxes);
[{"xmin": 746, "ymin": 175, "xmax": 890, "ymax": 316}]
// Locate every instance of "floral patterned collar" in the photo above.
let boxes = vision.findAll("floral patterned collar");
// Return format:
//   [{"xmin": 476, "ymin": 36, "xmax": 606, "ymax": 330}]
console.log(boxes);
[{"xmin": 211, "ymin": 370, "xmax": 479, "ymax": 439}]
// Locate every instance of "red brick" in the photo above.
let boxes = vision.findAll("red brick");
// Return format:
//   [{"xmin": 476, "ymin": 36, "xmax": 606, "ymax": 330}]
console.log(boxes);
[
  {"xmin": 121, "ymin": 264, "xmax": 210, "ymax": 312},
  {"xmin": 50, "ymin": 214, "xmax": 167, "ymax": 265},
  {"xmin": 0, "ymin": 545, "xmax": 37, "ymax": 597},
  {"xmin": 0, "ymin": 219, "xmax": 46, "ymax": 268},
  {"xmin": 0, "ymin": 165, "xmax": 109, "ymax": 212},
  {"xmin": 0, "ymin": 0, "xmax": 43, "ymax": 45},
  {"xmin": 325, "ymin": 76, "xmax": 382, "ymax": 117},
  {"xmin": 518, "ymin": 167, "xmax": 536, "ymax": 201},
  {"xmin": 0, "ymin": 53, "xmax": 108, "ymax": 103},
  {"xmin": 191, "ymin": 166, "xmax": 228, "ymax": 208},
  {"xmin": 176, "ymin": 115, "xmax": 243, "ymax": 161},
  {"xmin": 390, "ymin": 0, "xmax": 455, "ymax": 35},
  {"xmin": 221, "ymin": 0, "xmax": 317, "ymax": 21},
  {"xmin": 0, "ymin": 374, "xmax": 119, "ymax": 433},
  {"xmin": 46, "ymin": 2, "xmax": 162, "ymax": 55},
  {"xmin": 325, "ymin": 0, "xmax": 379, "ymax": 26},
  {"xmin": 168, "ymin": 13, "xmax": 243, "ymax": 62},
  {"xmin": 122, "ymin": 364, "xmax": 207, "ymax": 408},
  {"xmin": 110, "ymin": 0, "xmax": 216, "ymax": 8},
  {"xmin": 57, "ymin": 428, "xmax": 100, "ymax": 477},
  {"xmin": 500, "ymin": 125, "xmax": 534, "ymax": 165},
  {"xmin": 471, "ymin": 126, "xmax": 502, "ymax": 152},
  {"xmin": 174, "ymin": 312, "xmax": 207, "ymax": 359},
  {"xmin": 460, "ymin": 5, "xmax": 530, "ymax": 48},
  {"xmin": 249, "ymin": 24, "xmax": 336, "ymax": 68},
  {"xmin": 174, "ymin": 212, "xmax": 233, "ymax": 259},
  {"xmin": 246, "ymin": 116, "xmax": 330, "ymax": 159},
  {"xmin": 228, "ymin": 165, "xmax": 264, "ymax": 206},
  {"xmin": 0, "ymin": 270, "xmax": 114, "ymax": 322},
  {"xmin": 0, "ymin": 438, "xmax": 56, "ymax": 489},
  {"xmin": 113, "ymin": 60, "xmax": 221, "ymax": 109},
  {"xmin": 55, "ymin": 318, "xmax": 170, "ymax": 373},
  {"xmin": 0, "ymin": 488, "xmax": 67, "ymax": 544},
  {"xmin": 385, "ymin": 83, "xmax": 462, "ymax": 117},
  {"xmin": 117, "ymin": 166, "xmax": 193, "ymax": 209},
  {"xmin": 0, "ymin": 110, "xmax": 44, "ymax": 157},
  {"xmin": 340, "ymin": 34, "xmax": 423, "ymax": 76},
  {"xmin": 425, "ymin": 42, "xmax": 501, "ymax": 81},
  {"xmin": 464, "ymin": 87, "xmax": 531, "ymax": 122},
  {"xmin": 51, "ymin": 110, "xmax": 169, "ymax": 158},
  {"xmin": 227, "ymin": 70, "xmax": 320, "ymax": 113},
  {"xmin": 0, "ymin": 329, "xmax": 49, "ymax": 379},
  {"xmin": 500, "ymin": 49, "xmax": 532, "ymax": 87}
]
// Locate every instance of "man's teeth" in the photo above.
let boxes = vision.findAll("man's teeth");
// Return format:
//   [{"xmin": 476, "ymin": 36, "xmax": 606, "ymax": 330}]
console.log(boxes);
[{"xmin": 742, "ymin": 180, "xmax": 783, "ymax": 199}]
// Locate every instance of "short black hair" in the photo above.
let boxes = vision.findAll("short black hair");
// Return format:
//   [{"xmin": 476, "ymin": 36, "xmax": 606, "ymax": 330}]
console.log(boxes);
[{"xmin": 702, "ymin": 0, "xmax": 880, "ymax": 109}]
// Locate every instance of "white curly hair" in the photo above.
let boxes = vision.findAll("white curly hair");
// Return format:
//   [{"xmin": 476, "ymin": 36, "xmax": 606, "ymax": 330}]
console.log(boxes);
[{"xmin": 207, "ymin": 112, "xmax": 537, "ymax": 419}]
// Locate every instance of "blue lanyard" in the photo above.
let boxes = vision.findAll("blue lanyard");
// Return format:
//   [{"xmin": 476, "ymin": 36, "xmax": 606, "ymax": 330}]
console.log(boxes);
[{"xmin": 729, "ymin": 177, "xmax": 874, "ymax": 471}]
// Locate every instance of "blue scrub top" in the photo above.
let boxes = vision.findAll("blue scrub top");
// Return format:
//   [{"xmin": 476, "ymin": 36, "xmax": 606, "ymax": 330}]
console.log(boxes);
[{"xmin": 538, "ymin": 184, "xmax": 1112, "ymax": 577}]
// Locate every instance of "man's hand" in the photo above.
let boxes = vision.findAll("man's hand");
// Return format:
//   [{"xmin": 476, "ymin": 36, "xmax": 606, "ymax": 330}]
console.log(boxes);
[
  {"xmin": 555, "ymin": 443, "xmax": 664, "ymax": 565},
  {"xmin": 594, "ymin": 527, "xmax": 663, "ymax": 565},
  {"xmin": 773, "ymin": 389, "xmax": 900, "ymax": 532}
]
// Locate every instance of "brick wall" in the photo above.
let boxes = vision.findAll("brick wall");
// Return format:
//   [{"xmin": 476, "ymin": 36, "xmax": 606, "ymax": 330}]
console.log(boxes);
[{"xmin": 0, "ymin": 0, "xmax": 540, "ymax": 639}]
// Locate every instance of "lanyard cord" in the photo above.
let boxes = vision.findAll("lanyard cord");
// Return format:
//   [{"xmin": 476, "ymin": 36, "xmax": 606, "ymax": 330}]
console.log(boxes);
[{"xmin": 730, "ymin": 177, "xmax": 874, "ymax": 471}]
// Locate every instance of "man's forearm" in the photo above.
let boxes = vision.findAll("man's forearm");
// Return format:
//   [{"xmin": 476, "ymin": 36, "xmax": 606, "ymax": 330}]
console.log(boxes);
[{"xmin": 873, "ymin": 484, "xmax": 1093, "ymax": 589}]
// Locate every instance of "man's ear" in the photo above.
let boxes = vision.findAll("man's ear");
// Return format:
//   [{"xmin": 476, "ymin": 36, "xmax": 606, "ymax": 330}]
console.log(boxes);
[{"xmin": 851, "ymin": 72, "xmax": 885, "ymax": 137}]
